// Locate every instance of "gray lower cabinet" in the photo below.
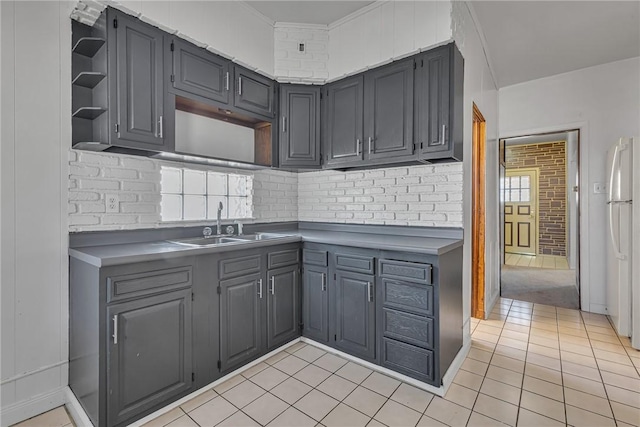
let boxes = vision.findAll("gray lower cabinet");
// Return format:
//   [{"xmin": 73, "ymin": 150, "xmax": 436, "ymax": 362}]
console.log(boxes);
[
  {"xmin": 107, "ymin": 289, "xmax": 192, "ymax": 426},
  {"xmin": 335, "ymin": 270, "xmax": 376, "ymax": 361},
  {"xmin": 267, "ymin": 265, "xmax": 300, "ymax": 349},
  {"xmin": 233, "ymin": 65, "xmax": 276, "ymax": 119},
  {"xmin": 219, "ymin": 273, "xmax": 263, "ymax": 372},
  {"xmin": 302, "ymin": 264, "xmax": 329, "ymax": 343},
  {"xmin": 279, "ymin": 85, "xmax": 322, "ymax": 168}
]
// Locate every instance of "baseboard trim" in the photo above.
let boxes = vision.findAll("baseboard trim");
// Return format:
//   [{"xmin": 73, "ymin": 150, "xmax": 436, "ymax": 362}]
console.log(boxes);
[
  {"xmin": 128, "ymin": 337, "xmax": 302, "ymax": 427},
  {"xmin": 0, "ymin": 386, "xmax": 67, "ymax": 427},
  {"xmin": 64, "ymin": 387, "xmax": 94, "ymax": 427}
]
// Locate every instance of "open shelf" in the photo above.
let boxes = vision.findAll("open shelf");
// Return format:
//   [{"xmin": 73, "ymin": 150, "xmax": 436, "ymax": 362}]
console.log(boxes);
[
  {"xmin": 72, "ymin": 37, "xmax": 105, "ymax": 58},
  {"xmin": 72, "ymin": 71, "xmax": 106, "ymax": 89},
  {"xmin": 72, "ymin": 107, "xmax": 107, "ymax": 120}
]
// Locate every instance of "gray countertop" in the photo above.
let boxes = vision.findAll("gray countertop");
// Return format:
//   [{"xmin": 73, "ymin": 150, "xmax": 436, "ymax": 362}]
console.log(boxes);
[{"xmin": 69, "ymin": 230, "xmax": 463, "ymax": 267}]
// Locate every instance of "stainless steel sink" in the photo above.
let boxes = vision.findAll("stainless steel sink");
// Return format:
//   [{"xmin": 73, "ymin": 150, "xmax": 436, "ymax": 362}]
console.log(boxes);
[
  {"xmin": 167, "ymin": 236, "xmax": 246, "ymax": 247},
  {"xmin": 232, "ymin": 232, "xmax": 293, "ymax": 241}
]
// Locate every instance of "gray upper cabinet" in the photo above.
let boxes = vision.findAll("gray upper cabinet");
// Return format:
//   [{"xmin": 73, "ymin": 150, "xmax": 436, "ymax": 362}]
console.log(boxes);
[
  {"xmin": 323, "ymin": 75, "xmax": 364, "ymax": 167},
  {"xmin": 364, "ymin": 59, "xmax": 415, "ymax": 161},
  {"xmin": 233, "ymin": 65, "xmax": 276, "ymax": 119},
  {"xmin": 219, "ymin": 272, "xmax": 263, "ymax": 372},
  {"xmin": 335, "ymin": 270, "xmax": 376, "ymax": 361},
  {"xmin": 302, "ymin": 265, "xmax": 329, "ymax": 343},
  {"xmin": 107, "ymin": 289, "xmax": 192, "ymax": 426},
  {"xmin": 266, "ymin": 265, "xmax": 300, "ymax": 349},
  {"xmin": 279, "ymin": 85, "xmax": 321, "ymax": 168},
  {"xmin": 110, "ymin": 11, "xmax": 169, "ymax": 151},
  {"xmin": 171, "ymin": 38, "xmax": 230, "ymax": 105},
  {"xmin": 415, "ymin": 43, "xmax": 463, "ymax": 162}
]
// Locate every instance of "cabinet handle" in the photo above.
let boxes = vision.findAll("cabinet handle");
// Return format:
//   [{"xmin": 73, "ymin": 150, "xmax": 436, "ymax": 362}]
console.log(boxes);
[
  {"xmin": 112, "ymin": 315, "xmax": 118, "ymax": 344},
  {"xmin": 270, "ymin": 276, "xmax": 275, "ymax": 294},
  {"xmin": 258, "ymin": 279, "xmax": 263, "ymax": 299},
  {"xmin": 238, "ymin": 77, "xmax": 242, "ymax": 95},
  {"xmin": 368, "ymin": 137, "xmax": 373, "ymax": 154},
  {"xmin": 356, "ymin": 139, "xmax": 361, "ymax": 156},
  {"xmin": 321, "ymin": 273, "xmax": 326, "ymax": 291},
  {"xmin": 158, "ymin": 115, "xmax": 163, "ymax": 138},
  {"xmin": 439, "ymin": 124, "xmax": 446, "ymax": 145},
  {"xmin": 282, "ymin": 116, "xmax": 287, "ymax": 132},
  {"xmin": 367, "ymin": 282, "xmax": 373, "ymax": 302},
  {"xmin": 225, "ymin": 72, "xmax": 229, "ymax": 91}
]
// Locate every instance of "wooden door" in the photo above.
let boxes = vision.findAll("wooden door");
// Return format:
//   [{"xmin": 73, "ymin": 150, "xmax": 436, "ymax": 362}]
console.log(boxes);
[
  {"xmin": 266, "ymin": 265, "xmax": 299, "ymax": 349},
  {"xmin": 279, "ymin": 85, "xmax": 321, "ymax": 168},
  {"xmin": 323, "ymin": 75, "xmax": 364, "ymax": 167},
  {"xmin": 335, "ymin": 270, "xmax": 376, "ymax": 361},
  {"xmin": 504, "ymin": 169, "xmax": 538, "ymax": 255},
  {"xmin": 364, "ymin": 59, "xmax": 414, "ymax": 161},
  {"xmin": 107, "ymin": 290, "xmax": 192, "ymax": 426},
  {"xmin": 219, "ymin": 273, "xmax": 263, "ymax": 371}
]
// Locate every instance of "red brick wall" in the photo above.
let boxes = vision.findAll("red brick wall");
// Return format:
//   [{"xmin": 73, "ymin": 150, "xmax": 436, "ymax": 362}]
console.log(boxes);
[{"xmin": 506, "ymin": 142, "xmax": 566, "ymax": 256}]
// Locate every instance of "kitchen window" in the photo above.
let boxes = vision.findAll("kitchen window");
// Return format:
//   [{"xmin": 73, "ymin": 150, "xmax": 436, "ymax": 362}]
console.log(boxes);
[{"xmin": 160, "ymin": 166, "xmax": 252, "ymax": 222}]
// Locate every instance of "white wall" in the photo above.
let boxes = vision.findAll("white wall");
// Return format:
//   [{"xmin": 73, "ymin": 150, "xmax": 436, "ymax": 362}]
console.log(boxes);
[
  {"xmin": 451, "ymin": 2, "xmax": 500, "ymax": 323},
  {"xmin": 327, "ymin": 1, "xmax": 453, "ymax": 80},
  {"xmin": 1, "ymin": 2, "xmax": 74, "ymax": 424},
  {"xmin": 499, "ymin": 56, "xmax": 640, "ymax": 314},
  {"xmin": 274, "ymin": 23, "xmax": 329, "ymax": 83}
]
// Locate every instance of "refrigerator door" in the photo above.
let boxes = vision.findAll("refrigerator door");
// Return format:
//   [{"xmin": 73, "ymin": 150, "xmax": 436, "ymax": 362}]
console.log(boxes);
[
  {"xmin": 606, "ymin": 138, "xmax": 632, "ymax": 337},
  {"xmin": 631, "ymin": 137, "xmax": 639, "ymax": 349}
]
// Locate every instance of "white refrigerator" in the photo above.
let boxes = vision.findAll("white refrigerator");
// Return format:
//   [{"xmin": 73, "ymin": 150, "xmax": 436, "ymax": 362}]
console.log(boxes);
[{"xmin": 606, "ymin": 137, "xmax": 640, "ymax": 349}]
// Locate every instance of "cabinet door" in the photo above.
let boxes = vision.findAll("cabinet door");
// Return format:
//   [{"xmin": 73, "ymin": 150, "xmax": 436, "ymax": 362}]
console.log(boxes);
[
  {"xmin": 279, "ymin": 85, "xmax": 321, "ymax": 168},
  {"xmin": 107, "ymin": 289, "xmax": 192, "ymax": 426},
  {"xmin": 335, "ymin": 270, "xmax": 376, "ymax": 360},
  {"xmin": 364, "ymin": 59, "xmax": 415, "ymax": 161},
  {"xmin": 219, "ymin": 273, "xmax": 263, "ymax": 371},
  {"xmin": 233, "ymin": 66, "xmax": 275, "ymax": 118},
  {"xmin": 112, "ymin": 12, "xmax": 167, "ymax": 150},
  {"xmin": 302, "ymin": 265, "xmax": 329, "ymax": 343},
  {"xmin": 172, "ymin": 38, "xmax": 230, "ymax": 105},
  {"xmin": 415, "ymin": 46, "xmax": 450, "ymax": 156},
  {"xmin": 324, "ymin": 75, "xmax": 364, "ymax": 167},
  {"xmin": 267, "ymin": 265, "xmax": 300, "ymax": 349}
]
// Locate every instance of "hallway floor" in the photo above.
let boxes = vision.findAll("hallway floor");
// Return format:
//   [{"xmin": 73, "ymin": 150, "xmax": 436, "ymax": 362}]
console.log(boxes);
[
  {"xmin": 505, "ymin": 254, "xmax": 570, "ymax": 270},
  {"xmin": 13, "ymin": 299, "xmax": 640, "ymax": 427}
]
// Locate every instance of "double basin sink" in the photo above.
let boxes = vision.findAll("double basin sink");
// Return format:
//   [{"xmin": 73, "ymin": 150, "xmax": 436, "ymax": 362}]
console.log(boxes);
[{"xmin": 167, "ymin": 232, "xmax": 294, "ymax": 247}]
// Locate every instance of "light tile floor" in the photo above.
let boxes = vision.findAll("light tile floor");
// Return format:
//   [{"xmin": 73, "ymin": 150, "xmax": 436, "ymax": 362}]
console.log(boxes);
[
  {"xmin": 13, "ymin": 298, "xmax": 640, "ymax": 427},
  {"xmin": 505, "ymin": 254, "xmax": 570, "ymax": 269}
]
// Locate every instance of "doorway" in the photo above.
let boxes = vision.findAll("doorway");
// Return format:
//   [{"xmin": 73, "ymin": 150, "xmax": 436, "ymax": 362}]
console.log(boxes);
[{"xmin": 499, "ymin": 131, "xmax": 580, "ymax": 309}]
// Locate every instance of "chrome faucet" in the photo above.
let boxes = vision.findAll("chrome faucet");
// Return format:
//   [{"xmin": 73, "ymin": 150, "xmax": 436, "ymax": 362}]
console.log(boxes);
[{"xmin": 216, "ymin": 202, "xmax": 224, "ymax": 235}]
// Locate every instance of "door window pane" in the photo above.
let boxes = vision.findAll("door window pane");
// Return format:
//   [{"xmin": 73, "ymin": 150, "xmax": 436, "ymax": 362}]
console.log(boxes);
[
  {"xmin": 510, "ymin": 190, "xmax": 520, "ymax": 202},
  {"xmin": 521, "ymin": 189, "xmax": 530, "ymax": 202},
  {"xmin": 520, "ymin": 176, "xmax": 530, "ymax": 189}
]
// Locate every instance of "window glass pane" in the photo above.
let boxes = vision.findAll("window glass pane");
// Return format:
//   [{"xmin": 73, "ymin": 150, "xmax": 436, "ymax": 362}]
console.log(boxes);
[
  {"xmin": 207, "ymin": 172, "xmax": 228, "ymax": 195},
  {"xmin": 521, "ymin": 189, "xmax": 530, "ymax": 202},
  {"xmin": 228, "ymin": 174, "xmax": 247, "ymax": 196},
  {"xmin": 520, "ymin": 176, "xmax": 530, "ymax": 189},
  {"xmin": 184, "ymin": 170, "xmax": 206, "ymax": 195},
  {"xmin": 183, "ymin": 195, "xmax": 206, "ymax": 220},
  {"xmin": 161, "ymin": 168, "xmax": 182, "ymax": 194},
  {"xmin": 504, "ymin": 191, "xmax": 511, "ymax": 202},
  {"xmin": 229, "ymin": 196, "xmax": 247, "ymax": 218},
  {"xmin": 510, "ymin": 176, "xmax": 519, "ymax": 189},
  {"xmin": 207, "ymin": 196, "xmax": 228, "ymax": 220},
  {"xmin": 161, "ymin": 194, "xmax": 182, "ymax": 221},
  {"xmin": 510, "ymin": 190, "xmax": 520, "ymax": 202}
]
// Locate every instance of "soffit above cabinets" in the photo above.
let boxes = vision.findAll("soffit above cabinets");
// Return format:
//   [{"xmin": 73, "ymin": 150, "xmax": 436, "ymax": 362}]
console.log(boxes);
[
  {"xmin": 244, "ymin": 1, "xmax": 375, "ymax": 26},
  {"xmin": 471, "ymin": 1, "xmax": 640, "ymax": 88}
]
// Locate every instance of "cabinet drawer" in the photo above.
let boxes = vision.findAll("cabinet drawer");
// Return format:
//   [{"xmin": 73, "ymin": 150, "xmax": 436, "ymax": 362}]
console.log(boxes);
[
  {"xmin": 107, "ymin": 267, "xmax": 192, "ymax": 303},
  {"xmin": 381, "ymin": 278, "xmax": 433, "ymax": 316},
  {"xmin": 303, "ymin": 249, "xmax": 328, "ymax": 267},
  {"xmin": 379, "ymin": 259, "xmax": 432, "ymax": 284},
  {"xmin": 268, "ymin": 249, "xmax": 300, "ymax": 269},
  {"xmin": 381, "ymin": 338, "xmax": 435, "ymax": 384},
  {"xmin": 219, "ymin": 255, "xmax": 262, "ymax": 279},
  {"xmin": 382, "ymin": 308, "xmax": 434, "ymax": 349},
  {"xmin": 335, "ymin": 253, "xmax": 375, "ymax": 274}
]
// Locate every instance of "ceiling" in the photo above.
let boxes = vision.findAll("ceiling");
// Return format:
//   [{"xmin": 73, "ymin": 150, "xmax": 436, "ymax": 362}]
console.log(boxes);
[
  {"xmin": 245, "ymin": 1, "xmax": 374, "ymax": 25},
  {"xmin": 472, "ymin": 1, "xmax": 640, "ymax": 88}
]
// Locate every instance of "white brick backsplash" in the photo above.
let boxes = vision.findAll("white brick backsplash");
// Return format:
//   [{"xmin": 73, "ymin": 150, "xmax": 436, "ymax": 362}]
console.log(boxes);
[
  {"xmin": 274, "ymin": 24, "xmax": 329, "ymax": 83},
  {"xmin": 69, "ymin": 150, "xmax": 298, "ymax": 232},
  {"xmin": 298, "ymin": 163, "xmax": 463, "ymax": 227}
]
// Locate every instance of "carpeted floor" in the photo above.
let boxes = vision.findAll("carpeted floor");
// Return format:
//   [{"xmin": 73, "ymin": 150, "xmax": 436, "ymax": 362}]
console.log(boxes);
[{"xmin": 500, "ymin": 265, "xmax": 579, "ymax": 309}]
